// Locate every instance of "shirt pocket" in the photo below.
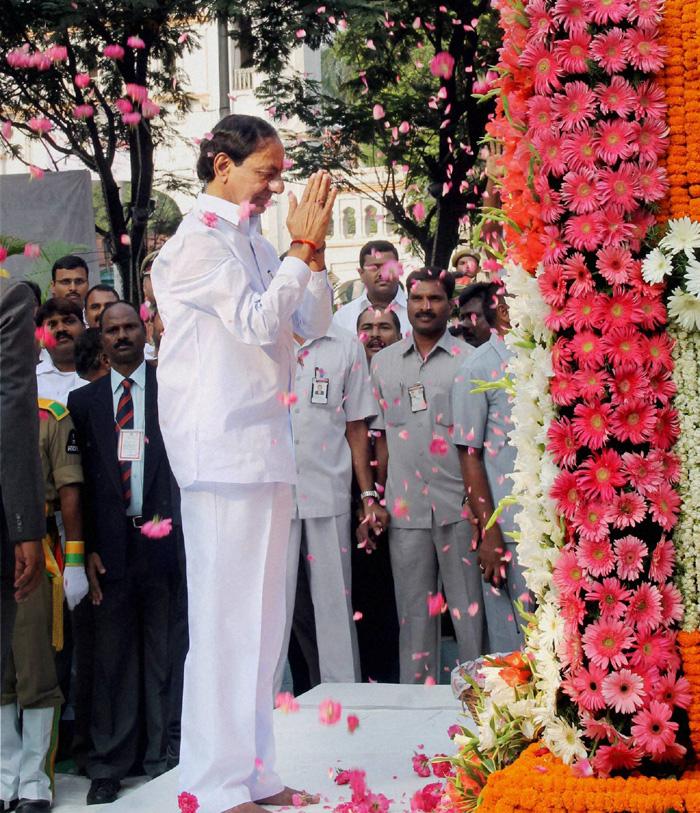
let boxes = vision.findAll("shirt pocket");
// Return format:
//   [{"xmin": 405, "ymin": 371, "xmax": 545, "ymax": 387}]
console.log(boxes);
[
  {"xmin": 384, "ymin": 386, "xmax": 408, "ymax": 426},
  {"xmin": 432, "ymin": 392, "xmax": 453, "ymax": 428}
]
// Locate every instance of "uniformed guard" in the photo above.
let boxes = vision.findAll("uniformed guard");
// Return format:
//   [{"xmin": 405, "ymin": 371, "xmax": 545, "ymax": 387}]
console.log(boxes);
[{"xmin": 0, "ymin": 398, "xmax": 86, "ymax": 812}]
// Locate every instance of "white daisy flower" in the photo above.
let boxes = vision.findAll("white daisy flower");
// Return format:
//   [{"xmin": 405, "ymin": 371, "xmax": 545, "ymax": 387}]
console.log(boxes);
[
  {"xmin": 668, "ymin": 288, "xmax": 700, "ymax": 331},
  {"xmin": 685, "ymin": 254, "xmax": 700, "ymax": 298},
  {"xmin": 659, "ymin": 216, "xmax": 700, "ymax": 256},
  {"xmin": 641, "ymin": 247, "xmax": 673, "ymax": 284}
]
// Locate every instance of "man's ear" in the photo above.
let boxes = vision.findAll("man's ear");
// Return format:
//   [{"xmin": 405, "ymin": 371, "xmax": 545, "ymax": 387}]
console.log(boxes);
[{"xmin": 213, "ymin": 152, "xmax": 232, "ymax": 181}]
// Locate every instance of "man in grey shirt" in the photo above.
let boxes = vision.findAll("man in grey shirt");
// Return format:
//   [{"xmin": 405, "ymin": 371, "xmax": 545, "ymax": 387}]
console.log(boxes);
[
  {"xmin": 370, "ymin": 268, "xmax": 483, "ymax": 683},
  {"xmin": 452, "ymin": 283, "xmax": 528, "ymax": 652}
]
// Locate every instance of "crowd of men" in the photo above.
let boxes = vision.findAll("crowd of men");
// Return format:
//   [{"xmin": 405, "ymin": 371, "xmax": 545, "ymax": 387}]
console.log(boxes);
[{"xmin": 0, "ymin": 238, "xmax": 526, "ymax": 811}]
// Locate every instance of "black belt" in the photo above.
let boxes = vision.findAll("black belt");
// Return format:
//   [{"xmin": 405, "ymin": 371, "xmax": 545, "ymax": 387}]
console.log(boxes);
[{"xmin": 129, "ymin": 515, "xmax": 145, "ymax": 528}]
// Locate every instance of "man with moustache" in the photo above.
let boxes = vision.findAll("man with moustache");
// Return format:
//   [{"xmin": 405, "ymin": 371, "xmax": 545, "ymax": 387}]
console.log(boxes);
[
  {"xmin": 151, "ymin": 114, "xmax": 335, "ymax": 813},
  {"xmin": 369, "ymin": 268, "xmax": 483, "ymax": 683},
  {"xmin": 455, "ymin": 283, "xmax": 494, "ymax": 348},
  {"xmin": 333, "ymin": 241, "xmax": 410, "ymax": 336},
  {"xmin": 84, "ymin": 285, "xmax": 119, "ymax": 330},
  {"xmin": 68, "ymin": 302, "xmax": 179, "ymax": 805},
  {"xmin": 35, "ymin": 299, "xmax": 87, "ymax": 404},
  {"xmin": 49, "ymin": 256, "xmax": 90, "ymax": 311},
  {"xmin": 356, "ymin": 306, "xmax": 401, "ymax": 360}
]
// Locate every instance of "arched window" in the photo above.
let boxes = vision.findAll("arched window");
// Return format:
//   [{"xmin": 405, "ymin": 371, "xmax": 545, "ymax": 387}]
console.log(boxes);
[
  {"xmin": 342, "ymin": 207, "xmax": 356, "ymax": 237},
  {"xmin": 364, "ymin": 205, "xmax": 378, "ymax": 236},
  {"xmin": 384, "ymin": 210, "xmax": 396, "ymax": 234},
  {"xmin": 327, "ymin": 214, "xmax": 335, "ymax": 238}
]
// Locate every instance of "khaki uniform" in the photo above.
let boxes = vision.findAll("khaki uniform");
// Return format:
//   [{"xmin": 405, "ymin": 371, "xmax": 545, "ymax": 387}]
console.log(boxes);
[{"xmin": 0, "ymin": 399, "xmax": 83, "ymax": 805}]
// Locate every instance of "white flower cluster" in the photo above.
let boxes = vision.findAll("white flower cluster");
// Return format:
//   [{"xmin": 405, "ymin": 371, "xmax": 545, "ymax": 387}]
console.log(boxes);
[
  {"xmin": 501, "ymin": 262, "xmax": 579, "ymax": 762},
  {"xmin": 642, "ymin": 217, "xmax": 700, "ymax": 331},
  {"xmin": 670, "ymin": 325, "xmax": 700, "ymax": 631}
]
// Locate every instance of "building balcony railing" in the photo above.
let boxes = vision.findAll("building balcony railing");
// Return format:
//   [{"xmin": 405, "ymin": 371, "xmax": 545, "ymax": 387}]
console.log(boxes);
[{"xmin": 231, "ymin": 68, "xmax": 255, "ymax": 91}]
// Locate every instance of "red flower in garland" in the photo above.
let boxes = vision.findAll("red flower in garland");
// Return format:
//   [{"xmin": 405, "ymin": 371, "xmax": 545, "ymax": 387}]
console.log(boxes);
[{"xmin": 576, "ymin": 448, "xmax": 626, "ymax": 500}]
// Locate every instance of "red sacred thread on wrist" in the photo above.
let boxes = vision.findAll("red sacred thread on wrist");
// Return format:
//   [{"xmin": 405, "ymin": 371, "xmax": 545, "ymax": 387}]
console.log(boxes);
[{"xmin": 290, "ymin": 238, "xmax": 319, "ymax": 252}]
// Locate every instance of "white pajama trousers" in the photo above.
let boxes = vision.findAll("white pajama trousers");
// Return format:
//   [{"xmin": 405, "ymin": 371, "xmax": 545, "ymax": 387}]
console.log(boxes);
[{"xmin": 179, "ymin": 482, "xmax": 292, "ymax": 813}]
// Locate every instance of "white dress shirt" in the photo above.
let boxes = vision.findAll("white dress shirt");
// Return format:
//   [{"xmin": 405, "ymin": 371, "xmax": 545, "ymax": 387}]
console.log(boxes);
[
  {"xmin": 332, "ymin": 285, "xmax": 411, "ymax": 336},
  {"xmin": 291, "ymin": 324, "xmax": 376, "ymax": 519},
  {"xmin": 36, "ymin": 353, "xmax": 88, "ymax": 405},
  {"xmin": 151, "ymin": 192, "xmax": 332, "ymax": 489},
  {"xmin": 111, "ymin": 361, "xmax": 146, "ymax": 516}
]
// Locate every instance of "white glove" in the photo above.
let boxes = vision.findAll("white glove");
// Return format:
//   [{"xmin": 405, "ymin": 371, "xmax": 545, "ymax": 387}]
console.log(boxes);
[{"xmin": 63, "ymin": 565, "xmax": 89, "ymax": 610}]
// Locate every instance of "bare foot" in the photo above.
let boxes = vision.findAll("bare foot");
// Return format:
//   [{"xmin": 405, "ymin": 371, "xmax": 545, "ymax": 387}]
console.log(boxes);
[
  {"xmin": 223, "ymin": 804, "xmax": 268, "ymax": 813},
  {"xmin": 256, "ymin": 786, "xmax": 320, "ymax": 806}
]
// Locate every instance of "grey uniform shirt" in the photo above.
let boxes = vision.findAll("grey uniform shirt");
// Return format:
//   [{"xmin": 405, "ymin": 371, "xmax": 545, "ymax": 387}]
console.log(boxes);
[
  {"xmin": 370, "ymin": 330, "xmax": 472, "ymax": 529},
  {"xmin": 292, "ymin": 324, "xmax": 376, "ymax": 519},
  {"xmin": 451, "ymin": 333, "xmax": 517, "ymax": 534}
]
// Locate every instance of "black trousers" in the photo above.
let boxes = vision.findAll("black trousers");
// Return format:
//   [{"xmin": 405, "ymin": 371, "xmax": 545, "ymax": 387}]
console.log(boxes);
[
  {"xmin": 87, "ymin": 535, "xmax": 172, "ymax": 780},
  {"xmin": 0, "ymin": 501, "xmax": 17, "ymax": 683}
]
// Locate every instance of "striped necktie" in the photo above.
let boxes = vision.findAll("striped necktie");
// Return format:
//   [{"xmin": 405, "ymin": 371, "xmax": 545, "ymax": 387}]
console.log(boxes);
[{"xmin": 115, "ymin": 378, "xmax": 134, "ymax": 507}]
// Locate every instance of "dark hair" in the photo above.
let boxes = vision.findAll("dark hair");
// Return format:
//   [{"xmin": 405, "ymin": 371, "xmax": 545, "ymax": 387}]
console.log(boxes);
[
  {"xmin": 405, "ymin": 266, "xmax": 455, "ymax": 299},
  {"xmin": 86, "ymin": 283, "xmax": 119, "ymax": 304},
  {"xmin": 196, "ymin": 115, "xmax": 279, "ymax": 183},
  {"xmin": 98, "ymin": 299, "xmax": 144, "ymax": 329},
  {"xmin": 481, "ymin": 281, "xmax": 507, "ymax": 327},
  {"xmin": 458, "ymin": 281, "xmax": 491, "ymax": 309},
  {"xmin": 35, "ymin": 297, "xmax": 83, "ymax": 327},
  {"xmin": 74, "ymin": 328, "xmax": 104, "ymax": 377},
  {"xmin": 356, "ymin": 305, "xmax": 401, "ymax": 334},
  {"xmin": 20, "ymin": 280, "xmax": 42, "ymax": 307},
  {"xmin": 358, "ymin": 240, "xmax": 399, "ymax": 269},
  {"xmin": 51, "ymin": 255, "xmax": 88, "ymax": 282}
]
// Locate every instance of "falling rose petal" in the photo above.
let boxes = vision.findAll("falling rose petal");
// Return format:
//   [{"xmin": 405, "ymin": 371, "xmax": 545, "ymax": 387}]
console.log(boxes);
[
  {"xmin": 35, "ymin": 326, "xmax": 56, "ymax": 349},
  {"xmin": 73, "ymin": 104, "xmax": 95, "ymax": 119},
  {"xmin": 353, "ymin": 611, "xmax": 363, "ymax": 621},
  {"xmin": 23, "ymin": 243, "xmax": 40, "ymax": 259},
  {"xmin": 283, "ymin": 157, "xmax": 295, "ymax": 170},
  {"xmin": 424, "ymin": 676, "xmax": 436, "ymax": 686},
  {"xmin": 238, "ymin": 200, "xmax": 254, "ymax": 221},
  {"xmin": 571, "ymin": 759, "xmax": 594, "ymax": 778},
  {"xmin": 141, "ymin": 516, "xmax": 173, "ymax": 538},
  {"xmin": 254, "ymin": 757, "xmax": 264, "ymax": 772},
  {"xmin": 0, "ymin": 246, "xmax": 7, "ymax": 263},
  {"xmin": 398, "ymin": 429, "xmax": 410, "ymax": 440},
  {"xmin": 427, "ymin": 592, "xmax": 447, "ymax": 616},
  {"xmin": 412, "ymin": 201, "xmax": 426, "ymax": 221},
  {"xmin": 200, "ymin": 211, "xmax": 218, "ymax": 228},
  {"xmin": 127, "ymin": 35, "xmax": 145, "ymax": 49},
  {"xmin": 366, "ymin": 39, "xmax": 376, "ymax": 50},
  {"xmin": 392, "ymin": 497, "xmax": 410, "ymax": 519},
  {"xmin": 275, "ymin": 691, "xmax": 300, "ymax": 713},
  {"xmin": 126, "ymin": 83, "xmax": 148, "ymax": 102},
  {"xmin": 115, "ymin": 98, "xmax": 133, "ymax": 115},
  {"xmin": 277, "ymin": 391, "xmax": 298, "ymax": 407},
  {"xmin": 1, "ymin": 121, "xmax": 11, "ymax": 140},
  {"xmin": 429, "ymin": 437, "xmax": 449, "ymax": 456},
  {"xmin": 372, "ymin": 104, "xmax": 385, "ymax": 120},
  {"xmin": 318, "ymin": 698, "xmax": 342, "ymax": 725},
  {"xmin": 74, "ymin": 73, "xmax": 91, "ymax": 89},
  {"xmin": 447, "ymin": 724, "xmax": 461, "ymax": 739},
  {"xmin": 177, "ymin": 791, "xmax": 199, "ymax": 813},
  {"xmin": 103, "ymin": 44, "xmax": 125, "ymax": 60},
  {"xmin": 29, "ymin": 165, "xmax": 45, "ymax": 180},
  {"xmin": 120, "ymin": 234, "xmax": 131, "ymax": 246},
  {"xmin": 140, "ymin": 301, "xmax": 153, "ymax": 322},
  {"xmin": 467, "ymin": 601, "xmax": 480, "ymax": 617},
  {"xmin": 295, "ymin": 29, "xmax": 306, "ymax": 39},
  {"xmin": 430, "ymin": 51, "xmax": 455, "ymax": 80},
  {"xmin": 178, "ymin": 32, "xmax": 189, "ymax": 44},
  {"xmin": 27, "ymin": 117, "xmax": 52, "ymax": 135},
  {"xmin": 142, "ymin": 99, "xmax": 161, "ymax": 119},
  {"xmin": 122, "ymin": 111, "xmax": 142, "ymax": 126},
  {"xmin": 347, "ymin": 714, "xmax": 360, "ymax": 733},
  {"xmin": 291, "ymin": 793, "xmax": 306, "ymax": 807}
]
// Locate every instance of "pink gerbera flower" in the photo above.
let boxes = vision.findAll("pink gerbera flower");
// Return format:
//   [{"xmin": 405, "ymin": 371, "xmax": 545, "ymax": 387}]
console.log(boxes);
[
  {"xmin": 632, "ymin": 118, "xmax": 668, "ymax": 162},
  {"xmin": 631, "ymin": 629, "xmax": 672, "ymax": 670},
  {"xmin": 570, "ymin": 663, "xmax": 608, "ymax": 711},
  {"xmin": 576, "ymin": 500, "xmax": 613, "ymax": 544},
  {"xmin": 582, "ymin": 617, "xmax": 634, "ymax": 669},
  {"xmin": 627, "ymin": 583, "xmax": 663, "ymax": 633},
  {"xmin": 614, "ymin": 534, "xmax": 648, "ymax": 581},
  {"xmin": 578, "ymin": 535, "xmax": 615, "ymax": 575},
  {"xmin": 561, "ymin": 253, "xmax": 592, "ymax": 297},
  {"xmin": 553, "ymin": 546, "xmax": 586, "ymax": 594},
  {"xmin": 586, "ymin": 577, "xmax": 631, "ymax": 618},
  {"xmin": 643, "ymin": 333, "xmax": 674, "ymax": 373},
  {"xmin": 629, "ymin": 211, "xmax": 658, "ymax": 254},
  {"xmin": 538, "ymin": 262, "xmax": 567, "ymax": 306},
  {"xmin": 553, "ymin": 80, "xmax": 596, "ymax": 131},
  {"xmin": 624, "ymin": 28, "xmax": 667, "ymax": 73},
  {"xmin": 577, "ymin": 449, "xmax": 626, "ymax": 500},
  {"xmin": 597, "ymin": 291, "xmax": 641, "ymax": 328},
  {"xmin": 655, "ymin": 672, "xmax": 692, "ymax": 710},
  {"xmin": 562, "ymin": 128, "xmax": 598, "ymax": 171},
  {"xmin": 631, "ymin": 701, "xmax": 678, "ymax": 757},
  {"xmin": 581, "ymin": 713, "xmax": 620, "ymax": 742},
  {"xmin": 521, "ymin": 42, "xmax": 563, "ymax": 94},
  {"xmin": 636, "ymin": 164, "xmax": 669, "ymax": 204},
  {"xmin": 573, "ymin": 368, "xmax": 609, "ymax": 401},
  {"xmin": 527, "ymin": 95, "xmax": 555, "ymax": 131},
  {"xmin": 547, "ymin": 417, "xmax": 578, "ymax": 468},
  {"xmin": 552, "ymin": 335, "xmax": 573, "ymax": 370},
  {"xmin": 554, "ymin": 33, "xmax": 591, "ymax": 73},
  {"xmin": 536, "ymin": 179, "xmax": 566, "ymax": 223},
  {"xmin": 546, "ymin": 305, "xmax": 572, "ymax": 332},
  {"xmin": 566, "ymin": 293, "xmax": 601, "ymax": 331},
  {"xmin": 647, "ymin": 370, "xmax": 676, "ymax": 403},
  {"xmin": 596, "ymin": 246, "xmax": 635, "ymax": 286},
  {"xmin": 541, "ymin": 225, "xmax": 569, "ymax": 264},
  {"xmin": 648, "ymin": 483, "xmax": 680, "ymax": 531},
  {"xmin": 595, "ymin": 76, "xmax": 636, "ymax": 115},
  {"xmin": 527, "ymin": 0, "xmax": 557, "ymax": 39},
  {"xmin": 636, "ymin": 295, "xmax": 667, "ymax": 330},
  {"xmin": 597, "ymin": 164, "xmax": 639, "ymax": 213},
  {"xmin": 621, "ymin": 451, "xmax": 662, "ymax": 495},
  {"xmin": 610, "ymin": 399, "xmax": 656, "ymax": 444},
  {"xmin": 572, "ymin": 401, "xmax": 612, "ymax": 449},
  {"xmin": 601, "ymin": 668, "xmax": 645, "ymax": 714},
  {"xmin": 628, "ymin": 0, "xmax": 663, "ymax": 28},
  {"xmin": 649, "ymin": 449, "xmax": 681, "ymax": 484},
  {"xmin": 595, "ymin": 119, "xmax": 636, "ymax": 164},
  {"xmin": 635, "ymin": 79, "xmax": 667, "ymax": 119},
  {"xmin": 585, "ymin": 0, "xmax": 630, "ymax": 25},
  {"xmin": 564, "ymin": 211, "xmax": 605, "ymax": 251},
  {"xmin": 602, "ymin": 327, "xmax": 642, "ymax": 369},
  {"xmin": 561, "ymin": 170, "xmax": 599, "ymax": 214},
  {"xmin": 611, "ymin": 491, "xmax": 646, "ymax": 528},
  {"xmin": 569, "ymin": 329, "xmax": 605, "ymax": 369},
  {"xmin": 659, "ymin": 583, "xmax": 684, "ymax": 625},
  {"xmin": 551, "ymin": 372, "xmax": 579, "ymax": 406},
  {"xmin": 553, "ymin": 0, "xmax": 589, "ymax": 34},
  {"xmin": 590, "ymin": 28, "xmax": 628, "ymax": 73},
  {"xmin": 593, "ymin": 742, "xmax": 643, "ymax": 777},
  {"xmin": 650, "ymin": 405, "xmax": 680, "ymax": 451},
  {"xmin": 609, "ymin": 368, "xmax": 646, "ymax": 404},
  {"xmin": 551, "ymin": 471, "xmax": 583, "ymax": 519},
  {"xmin": 601, "ymin": 208, "xmax": 637, "ymax": 248},
  {"xmin": 535, "ymin": 130, "xmax": 567, "ymax": 176}
]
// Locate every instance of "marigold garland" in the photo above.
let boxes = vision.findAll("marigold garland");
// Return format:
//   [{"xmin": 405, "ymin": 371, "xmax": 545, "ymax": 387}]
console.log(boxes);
[
  {"xmin": 479, "ymin": 742, "xmax": 700, "ymax": 813},
  {"xmin": 678, "ymin": 631, "xmax": 700, "ymax": 757}
]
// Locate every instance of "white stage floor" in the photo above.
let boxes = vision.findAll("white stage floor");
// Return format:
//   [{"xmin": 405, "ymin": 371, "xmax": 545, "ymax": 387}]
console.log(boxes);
[{"xmin": 52, "ymin": 683, "xmax": 466, "ymax": 812}]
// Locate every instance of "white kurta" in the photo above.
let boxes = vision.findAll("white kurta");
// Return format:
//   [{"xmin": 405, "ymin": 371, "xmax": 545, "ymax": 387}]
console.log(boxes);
[{"xmin": 152, "ymin": 193, "xmax": 332, "ymax": 812}]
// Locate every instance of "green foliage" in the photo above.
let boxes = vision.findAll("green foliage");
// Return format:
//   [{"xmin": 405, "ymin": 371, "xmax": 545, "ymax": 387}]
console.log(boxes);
[
  {"xmin": 92, "ymin": 182, "xmax": 183, "ymax": 239},
  {"xmin": 29, "ymin": 240, "xmax": 91, "ymax": 298},
  {"xmin": 0, "ymin": 235, "xmax": 28, "ymax": 257},
  {"xmin": 250, "ymin": 0, "xmax": 500, "ymax": 265}
]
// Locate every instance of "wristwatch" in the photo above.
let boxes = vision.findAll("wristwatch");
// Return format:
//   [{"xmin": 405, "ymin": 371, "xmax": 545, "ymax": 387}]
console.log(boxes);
[{"xmin": 360, "ymin": 490, "xmax": 380, "ymax": 501}]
